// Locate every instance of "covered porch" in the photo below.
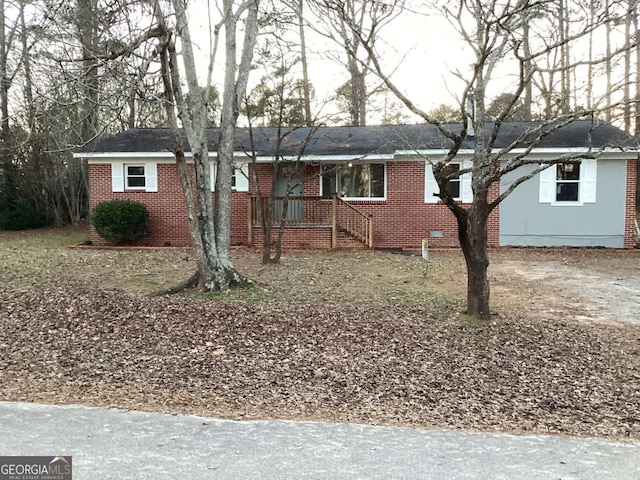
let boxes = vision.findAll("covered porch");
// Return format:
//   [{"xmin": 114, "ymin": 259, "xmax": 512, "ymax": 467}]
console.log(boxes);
[{"xmin": 247, "ymin": 195, "xmax": 374, "ymax": 250}]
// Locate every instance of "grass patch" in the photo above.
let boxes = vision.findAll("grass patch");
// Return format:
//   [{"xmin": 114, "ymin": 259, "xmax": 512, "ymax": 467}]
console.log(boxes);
[
  {"xmin": 458, "ymin": 313, "xmax": 484, "ymax": 330},
  {"xmin": 0, "ymin": 232, "xmax": 89, "ymax": 248},
  {"xmin": 197, "ymin": 281, "xmax": 271, "ymax": 303}
]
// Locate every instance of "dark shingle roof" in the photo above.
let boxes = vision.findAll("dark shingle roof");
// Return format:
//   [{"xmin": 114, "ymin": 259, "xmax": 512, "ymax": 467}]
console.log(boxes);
[{"xmin": 90, "ymin": 121, "xmax": 637, "ymax": 156}]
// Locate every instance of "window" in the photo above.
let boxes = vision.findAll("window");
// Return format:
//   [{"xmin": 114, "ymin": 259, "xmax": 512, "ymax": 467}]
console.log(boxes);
[
  {"xmin": 210, "ymin": 162, "xmax": 249, "ymax": 192},
  {"xmin": 555, "ymin": 162, "xmax": 580, "ymax": 202},
  {"xmin": 125, "ymin": 165, "xmax": 146, "ymax": 189},
  {"xmin": 445, "ymin": 163, "xmax": 461, "ymax": 199},
  {"xmin": 111, "ymin": 161, "xmax": 157, "ymax": 193},
  {"xmin": 538, "ymin": 159, "xmax": 597, "ymax": 205},
  {"xmin": 424, "ymin": 160, "xmax": 472, "ymax": 203},
  {"xmin": 322, "ymin": 163, "xmax": 385, "ymax": 199}
]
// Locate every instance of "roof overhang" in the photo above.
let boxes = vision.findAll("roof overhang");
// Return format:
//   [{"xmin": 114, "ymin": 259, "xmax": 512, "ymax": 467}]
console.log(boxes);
[
  {"xmin": 75, "ymin": 147, "xmax": 637, "ymax": 163},
  {"xmin": 74, "ymin": 151, "xmax": 395, "ymax": 163},
  {"xmin": 395, "ymin": 147, "xmax": 638, "ymax": 160}
]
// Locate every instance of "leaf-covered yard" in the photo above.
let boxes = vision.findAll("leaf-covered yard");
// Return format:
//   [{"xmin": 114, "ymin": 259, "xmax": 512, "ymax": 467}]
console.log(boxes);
[{"xmin": 1, "ymin": 227, "xmax": 639, "ymax": 440}]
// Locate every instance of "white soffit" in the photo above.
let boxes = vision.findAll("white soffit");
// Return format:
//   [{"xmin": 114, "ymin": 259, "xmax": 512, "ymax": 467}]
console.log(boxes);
[
  {"xmin": 76, "ymin": 152, "xmax": 395, "ymax": 163},
  {"xmin": 395, "ymin": 147, "xmax": 637, "ymax": 160}
]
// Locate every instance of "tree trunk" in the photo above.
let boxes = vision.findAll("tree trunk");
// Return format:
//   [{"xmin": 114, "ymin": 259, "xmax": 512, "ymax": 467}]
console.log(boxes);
[
  {"xmin": 634, "ymin": 2, "xmax": 640, "ymax": 135},
  {"xmin": 215, "ymin": 0, "xmax": 238, "ymax": 262},
  {"xmin": 558, "ymin": 0, "xmax": 570, "ymax": 114},
  {"xmin": 453, "ymin": 194, "xmax": 491, "ymax": 319},
  {"xmin": 606, "ymin": 14, "xmax": 613, "ymax": 121},
  {"xmin": 297, "ymin": 0, "xmax": 312, "ymax": 125},
  {"xmin": 624, "ymin": 0, "xmax": 633, "ymax": 133},
  {"xmin": 587, "ymin": 0, "xmax": 595, "ymax": 110},
  {"xmin": 216, "ymin": 0, "xmax": 259, "ymax": 270},
  {"xmin": 261, "ymin": 206, "xmax": 273, "ymax": 264},
  {"xmin": 76, "ymin": 0, "xmax": 100, "ymax": 150},
  {"xmin": 259, "ymin": 161, "xmax": 288, "ymax": 265},
  {"xmin": 273, "ymin": 196, "xmax": 289, "ymax": 263},
  {"xmin": 462, "ymin": 72, "xmax": 491, "ymax": 320},
  {"xmin": 157, "ymin": 1, "xmax": 251, "ymax": 293},
  {"xmin": 347, "ymin": 58, "xmax": 366, "ymax": 126},
  {"xmin": 0, "ymin": 0, "xmax": 11, "ymax": 181},
  {"xmin": 522, "ymin": 19, "xmax": 532, "ymax": 121}
]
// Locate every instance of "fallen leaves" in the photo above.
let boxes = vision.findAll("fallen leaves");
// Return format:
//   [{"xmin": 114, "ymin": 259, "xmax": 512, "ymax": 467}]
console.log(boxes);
[
  {"xmin": 1, "ymin": 228, "xmax": 640, "ymax": 440},
  {"xmin": 0, "ymin": 283, "xmax": 638, "ymax": 440}
]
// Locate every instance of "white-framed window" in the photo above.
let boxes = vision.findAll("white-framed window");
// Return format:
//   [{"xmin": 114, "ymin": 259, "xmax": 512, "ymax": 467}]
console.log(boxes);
[
  {"xmin": 424, "ymin": 160, "xmax": 472, "ymax": 203},
  {"xmin": 111, "ymin": 161, "xmax": 157, "ymax": 193},
  {"xmin": 539, "ymin": 159, "xmax": 597, "ymax": 205},
  {"xmin": 321, "ymin": 163, "xmax": 386, "ymax": 199},
  {"xmin": 210, "ymin": 162, "xmax": 249, "ymax": 192},
  {"xmin": 125, "ymin": 165, "xmax": 146, "ymax": 189},
  {"xmin": 446, "ymin": 163, "xmax": 461, "ymax": 199},
  {"xmin": 555, "ymin": 162, "xmax": 580, "ymax": 202}
]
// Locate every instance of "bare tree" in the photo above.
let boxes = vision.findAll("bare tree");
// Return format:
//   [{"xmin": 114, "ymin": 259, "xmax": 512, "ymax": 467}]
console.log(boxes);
[
  {"xmin": 295, "ymin": 0, "xmax": 313, "ymax": 124},
  {"xmin": 247, "ymin": 126, "xmax": 318, "ymax": 264},
  {"xmin": 308, "ymin": 0, "xmax": 404, "ymax": 126},
  {"xmin": 154, "ymin": 0, "xmax": 259, "ymax": 291},
  {"xmin": 243, "ymin": 30, "xmax": 322, "ymax": 263},
  {"xmin": 323, "ymin": 0, "xmax": 631, "ymax": 319},
  {"xmin": 635, "ymin": 0, "xmax": 640, "ymax": 135},
  {"xmin": 0, "ymin": 0, "xmax": 20, "ymax": 194}
]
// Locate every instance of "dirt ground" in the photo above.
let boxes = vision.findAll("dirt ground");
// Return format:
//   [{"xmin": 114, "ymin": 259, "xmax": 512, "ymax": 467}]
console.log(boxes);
[
  {"xmin": 0, "ymin": 226, "xmax": 639, "ymax": 440},
  {"xmin": 490, "ymin": 249, "xmax": 640, "ymax": 325}
]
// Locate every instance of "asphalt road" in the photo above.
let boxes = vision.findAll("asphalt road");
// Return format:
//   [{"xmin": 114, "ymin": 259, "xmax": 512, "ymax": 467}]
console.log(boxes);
[{"xmin": 1, "ymin": 402, "xmax": 639, "ymax": 479}]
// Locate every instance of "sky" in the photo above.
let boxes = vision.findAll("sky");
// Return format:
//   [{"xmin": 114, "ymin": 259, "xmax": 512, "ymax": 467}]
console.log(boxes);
[{"xmin": 186, "ymin": 1, "xmax": 476, "ymax": 125}]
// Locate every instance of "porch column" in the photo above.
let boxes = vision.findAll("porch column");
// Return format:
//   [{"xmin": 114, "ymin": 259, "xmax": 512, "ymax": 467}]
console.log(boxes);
[
  {"xmin": 247, "ymin": 193, "xmax": 253, "ymax": 246},
  {"xmin": 331, "ymin": 193, "xmax": 337, "ymax": 249}
]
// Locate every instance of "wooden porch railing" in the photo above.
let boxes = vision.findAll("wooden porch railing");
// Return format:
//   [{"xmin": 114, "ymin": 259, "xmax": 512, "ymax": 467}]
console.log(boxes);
[
  {"xmin": 332, "ymin": 196, "xmax": 373, "ymax": 249},
  {"xmin": 249, "ymin": 195, "xmax": 333, "ymax": 227},
  {"xmin": 248, "ymin": 194, "xmax": 373, "ymax": 249}
]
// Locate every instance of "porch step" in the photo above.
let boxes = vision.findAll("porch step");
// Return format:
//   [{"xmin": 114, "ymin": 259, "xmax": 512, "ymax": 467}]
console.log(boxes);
[{"xmin": 336, "ymin": 230, "xmax": 368, "ymax": 250}]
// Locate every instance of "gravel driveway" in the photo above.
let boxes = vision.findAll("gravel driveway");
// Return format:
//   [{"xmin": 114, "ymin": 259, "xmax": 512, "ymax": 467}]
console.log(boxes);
[{"xmin": 492, "ymin": 251, "xmax": 640, "ymax": 325}]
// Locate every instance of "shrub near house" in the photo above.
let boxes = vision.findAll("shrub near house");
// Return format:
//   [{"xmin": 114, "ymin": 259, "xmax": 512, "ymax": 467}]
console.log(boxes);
[{"xmin": 91, "ymin": 199, "xmax": 149, "ymax": 245}]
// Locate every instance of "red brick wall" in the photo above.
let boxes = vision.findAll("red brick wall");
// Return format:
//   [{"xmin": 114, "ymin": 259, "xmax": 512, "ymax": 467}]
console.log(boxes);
[
  {"xmin": 375, "ymin": 162, "xmax": 498, "ymax": 249},
  {"xmin": 625, "ymin": 158, "xmax": 638, "ymax": 248},
  {"xmin": 90, "ymin": 160, "xmax": 502, "ymax": 249},
  {"xmin": 89, "ymin": 157, "xmax": 636, "ymax": 250},
  {"xmin": 252, "ymin": 227, "xmax": 332, "ymax": 251},
  {"xmin": 249, "ymin": 162, "xmax": 498, "ymax": 249},
  {"xmin": 88, "ymin": 163, "xmax": 248, "ymax": 247}
]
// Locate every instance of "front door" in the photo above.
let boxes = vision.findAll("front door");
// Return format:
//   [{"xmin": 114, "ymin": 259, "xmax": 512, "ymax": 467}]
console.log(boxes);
[{"xmin": 275, "ymin": 162, "xmax": 304, "ymax": 222}]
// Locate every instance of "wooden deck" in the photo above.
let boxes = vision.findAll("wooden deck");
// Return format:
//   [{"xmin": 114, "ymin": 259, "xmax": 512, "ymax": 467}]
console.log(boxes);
[{"xmin": 248, "ymin": 195, "xmax": 373, "ymax": 249}]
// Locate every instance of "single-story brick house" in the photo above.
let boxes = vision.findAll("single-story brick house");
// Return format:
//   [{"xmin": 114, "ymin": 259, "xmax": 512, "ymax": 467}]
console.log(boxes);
[{"xmin": 76, "ymin": 121, "xmax": 638, "ymax": 249}]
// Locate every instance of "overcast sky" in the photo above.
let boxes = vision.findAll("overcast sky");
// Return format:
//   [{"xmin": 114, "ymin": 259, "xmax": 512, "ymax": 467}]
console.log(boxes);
[{"xmin": 182, "ymin": 1, "xmax": 623, "ymax": 126}]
